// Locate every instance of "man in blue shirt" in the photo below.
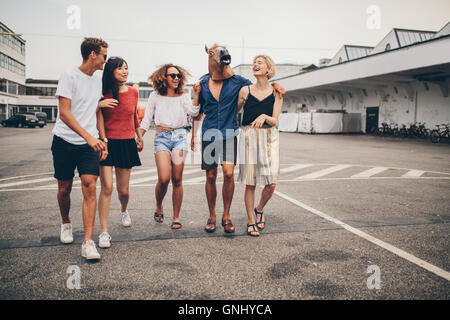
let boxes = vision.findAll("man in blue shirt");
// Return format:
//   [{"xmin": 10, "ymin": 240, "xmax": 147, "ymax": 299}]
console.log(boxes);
[
  {"xmin": 192, "ymin": 44, "xmax": 284, "ymax": 234},
  {"xmin": 192, "ymin": 44, "xmax": 252, "ymax": 234}
]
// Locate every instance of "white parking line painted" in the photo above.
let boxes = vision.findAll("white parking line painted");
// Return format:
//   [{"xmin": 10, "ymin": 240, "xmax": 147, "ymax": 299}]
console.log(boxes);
[
  {"xmin": 0, "ymin": 177, "xmax": 55, "ymax": 188},
  {"xmin": 296, "ymin": 164, "xmax": 352, "ymax": 180},
  {"xmin": 280, "ymin": 164, "xmax": 314, "ymax": 174},
  {"xmin": 130, "ymin": 168, "xmax": 158, "ymax": 176},
  {"xmin": 351, "ymin": 167, "xmax": 388, "ymax": 178},
  {"xmin": 33, "ymin": 168, "xmax": 159, "ymax": 189},
  {"xmin": 184, "ymin": 176, "xmax": 206, "ymax": 183},
  {"xmin": 273, "ymin": 190, "xmax": 450, "ymax": 282},
  {"xmin": 1, "ymin": 175, "xmax": 450, "ymax": 192},
  {"xmin": 129, "ymin": 168, "xmax": 203, "ymax": 185},
  {"xmin": 402, "ymin": 170, "xmax": 425, "ymax": 178},
  {"xmin": 0, "ymin": 172, "xmax": 53, "ymax": 182}
]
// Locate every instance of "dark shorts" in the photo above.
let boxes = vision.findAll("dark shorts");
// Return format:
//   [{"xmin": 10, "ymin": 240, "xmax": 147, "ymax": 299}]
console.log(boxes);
[
  {"xmin": 100, "ymin": 138, "xmax": 141, "ymax": 169},
  {"xmin": 51, "ymin": 135, "xmax": 100, "ymax": 181},
  {"xmin": 201, "ymin": 137, "xmax": 237, "ymax": 171}
]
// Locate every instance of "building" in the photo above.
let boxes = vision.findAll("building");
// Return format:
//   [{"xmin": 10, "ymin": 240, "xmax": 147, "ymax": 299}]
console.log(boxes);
[
  {"xmin": 275, "ymin": 21, "xmax": 450, "ymax": 133},
  {"xmin": 0, "ymin": 22, "xmax": 26, "ymax": 121}
]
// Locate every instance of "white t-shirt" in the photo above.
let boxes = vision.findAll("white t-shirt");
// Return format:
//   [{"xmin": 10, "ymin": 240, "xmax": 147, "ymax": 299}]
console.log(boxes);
[
  {"xmin": 140, "ymin": 91, "xmax": 199, "ymax": 131},
  {"xmin": 53, "ymin": 67, "xmax": 102, "ymax": 145}
]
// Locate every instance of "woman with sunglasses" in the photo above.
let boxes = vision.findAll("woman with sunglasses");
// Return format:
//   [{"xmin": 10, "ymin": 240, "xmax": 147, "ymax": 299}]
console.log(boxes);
[
  {"xmin": 96, "ymin": 56, "xmax": 143, "ymax": 248},
  {"xmin": 138, "ymin": 64, "xmax": 201, "ymax": 229}
]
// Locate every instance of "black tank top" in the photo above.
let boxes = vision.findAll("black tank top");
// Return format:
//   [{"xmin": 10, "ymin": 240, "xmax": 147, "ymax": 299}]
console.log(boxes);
[{"xmin": 241, "ymin": 86, "xmax": 275, "ymax": 126}]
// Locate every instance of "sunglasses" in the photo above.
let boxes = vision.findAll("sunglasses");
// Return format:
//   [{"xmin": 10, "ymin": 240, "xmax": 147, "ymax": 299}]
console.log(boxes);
[{"xmin": 167, "ymin": 73, "xmax": 182, "ymax": 79}]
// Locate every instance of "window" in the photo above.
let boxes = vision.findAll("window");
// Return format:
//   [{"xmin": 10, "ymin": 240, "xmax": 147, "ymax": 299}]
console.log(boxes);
[
  {"xmin": 0, "ymin": 79, "xmax": 6, "ymax": 92},
  {"xmin": 139, "ymin": 90, "xmax": 152, "ymax": 99},
  {"xmin": 25, "ymin": 86, "xmax": 57, "ymax": 96},
  {"xmin": 18, "ymin": 85, "xmax": 26, "ymax": 95},
  {"xmin": 8, "ymin": 81, "xmax": 17, "ymax": 95},
  {"xmin": 338, "ymin": 57, "xmax": 343, "ymax": 64},
  {"xmin": 0, "ymin": 27, "xmax": 25, "ymax": 56},
  {"xmin": 385, "ymin": 43, "xmax": 391, "ymax": 51},
  {"xmin": 0, "ymin": 53, "xmax": 25, "ymax": 76}
]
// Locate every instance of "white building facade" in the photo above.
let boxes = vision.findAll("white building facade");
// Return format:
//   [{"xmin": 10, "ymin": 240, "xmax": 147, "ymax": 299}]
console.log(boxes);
[{"xmin": 276, "ymin": 23, "xmax": 450, "ymax": 133}]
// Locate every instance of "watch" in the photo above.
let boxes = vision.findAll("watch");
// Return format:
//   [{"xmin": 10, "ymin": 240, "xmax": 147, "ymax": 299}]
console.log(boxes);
[{"xmin": 102, "ymin": 138, "xmax": 108, "ymax": 143}]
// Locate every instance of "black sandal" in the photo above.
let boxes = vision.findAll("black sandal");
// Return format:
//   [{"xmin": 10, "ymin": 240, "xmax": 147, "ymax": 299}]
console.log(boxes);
[
  {"xmin": 154, "ymin": 212, "xmax": 164, "ymax": 223},
  {"xmin": 171, "ymin": 222, "xmax": 182, "ymax": 230},
  {"xmin": 254, "ymin": 208, "xmax": 265, "ymax": 230},
  {"xmin": 247, "ymin": 224, "xmax": 260, "ymax": 237}
]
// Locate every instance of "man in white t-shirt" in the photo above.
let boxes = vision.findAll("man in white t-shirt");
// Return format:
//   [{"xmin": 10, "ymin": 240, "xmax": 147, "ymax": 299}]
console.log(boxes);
[{"xmin": 52, "ymin": 37, "xmax": 118, "ymax": 260}]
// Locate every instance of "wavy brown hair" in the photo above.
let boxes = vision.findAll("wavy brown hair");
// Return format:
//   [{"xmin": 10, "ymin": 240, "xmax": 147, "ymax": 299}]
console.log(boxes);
[{"xmin": 149, "ymin": 64, "xmax": 191, "ymax": 96}]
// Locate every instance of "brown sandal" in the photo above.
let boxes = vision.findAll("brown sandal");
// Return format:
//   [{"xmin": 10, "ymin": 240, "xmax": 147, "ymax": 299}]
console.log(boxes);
[
  {"xmin": 222, "ymin": 218, "xmax": 235, "ymax": 233},
  {"xmin": 204, "ymin": 218, "xmax": 216, "ymax": 233}
]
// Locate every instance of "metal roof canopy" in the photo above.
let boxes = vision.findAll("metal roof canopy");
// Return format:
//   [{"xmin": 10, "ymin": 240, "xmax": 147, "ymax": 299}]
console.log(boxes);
[{"xmin": 277, "ymin": 35, "xmax": 450, "ymax": 99}]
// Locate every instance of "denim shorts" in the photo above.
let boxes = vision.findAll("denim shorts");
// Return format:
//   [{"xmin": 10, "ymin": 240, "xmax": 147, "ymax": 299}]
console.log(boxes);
[{"xmin": 154, "ymin": 128, "xmax": 188, "ymax": 154}]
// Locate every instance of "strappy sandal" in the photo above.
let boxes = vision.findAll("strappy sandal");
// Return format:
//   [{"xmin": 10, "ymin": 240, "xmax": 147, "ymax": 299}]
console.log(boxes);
[
  {"xmin": 154, "ymin": 212, "xmax": 164, "ymax": 223},
  {"xmin": 247, "ymin": 224, "xmax": 260, "ymax": 237},
  {"xmin": 204, "ymin": 218, "xmax": 216, "ymax": 233},
  {"xmin": 254, "ymin": 208, "xmax": 265, "ymax": 230},
  {"xmin": 171, "ymin": 222, "xmax": 182, "ymax": 230}
]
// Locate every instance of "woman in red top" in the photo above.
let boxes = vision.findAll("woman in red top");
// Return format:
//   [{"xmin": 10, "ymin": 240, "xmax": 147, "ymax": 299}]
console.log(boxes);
[{"xmin": 96, "ymin": 56, "xmax": 143, "ymax": 248}]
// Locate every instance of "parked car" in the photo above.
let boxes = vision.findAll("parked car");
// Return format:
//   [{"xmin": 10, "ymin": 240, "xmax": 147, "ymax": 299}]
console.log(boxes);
[
  {"xmin": 31, "ymin": 112, "xmax": 47, "ymax": 126},
  {"xmin": 1, "ymin": 114, "xmax": 41, "ymax": 128}
]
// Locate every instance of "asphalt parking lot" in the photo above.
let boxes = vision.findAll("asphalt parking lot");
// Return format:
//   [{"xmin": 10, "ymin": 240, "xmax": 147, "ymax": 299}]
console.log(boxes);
[{"xmin": 0, "ymin": 124, "xmax": 449, "ymax": 300}]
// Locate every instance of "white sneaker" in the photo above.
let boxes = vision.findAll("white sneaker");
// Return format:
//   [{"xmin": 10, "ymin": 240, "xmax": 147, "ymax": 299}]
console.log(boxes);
[
  {"xmin": 81, "ymin": 240, "xmax": 101, "ymax": 260},
  {"xmin": 60, "ymin": 223, "xmax": 73, "ymax": 244},
  {"xmin": 98, "ymin": 232, "xmax": 111, "ymax": 248},
  {"xmin": 121, "ymin": 210, "xmax": 131, "ymax": 227}
]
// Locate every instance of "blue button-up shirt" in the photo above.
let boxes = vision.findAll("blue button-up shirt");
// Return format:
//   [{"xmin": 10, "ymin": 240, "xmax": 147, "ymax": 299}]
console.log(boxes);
[{"xmin": 199, "ymin": 74, "xmax": 252, "ymax": 141}]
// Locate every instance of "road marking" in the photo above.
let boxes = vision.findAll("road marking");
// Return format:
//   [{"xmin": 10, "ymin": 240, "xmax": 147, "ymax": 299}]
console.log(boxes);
[
  {"xmin": 1, "ymin": 175, "xmax": 450, "ymax": 192},
  {"xmin": 296, "ymin": 164, "xmax": 352, "ymax": 180},
  {"xmin": 280, "ymin": 164, "xmax": 314, "ymax": 174},
  {"xmin": 184, "ymin": 176, "xmax": 205, "ymax": 183},
  {"xmin": 3, "ymin": 163, "xmax": 449, "ymax": 190},
  {"xmin": 0, "ymin": 172, "xmax": 53, "ymax": 182},
  {"xmin": 129, "ymin": 168, "xmax": 203, "ymax": 185},
  {"xmin": 0, "ymin": 177, "xmax": 54, "ymax": 188},
  {"xmin": 273, "ymin": 190, "xmax": 450, "ymax": 282},
  {"xmin": 351, "ymin": 167, "xmax": 388, "ymax": 178},
  {"xmin": 402, "ymin": 170, "xmax": 425, "ymax": 178}
]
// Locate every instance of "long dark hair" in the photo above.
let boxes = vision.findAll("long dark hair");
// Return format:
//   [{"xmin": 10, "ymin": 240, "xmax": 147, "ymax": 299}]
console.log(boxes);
[{"xmin": 102, "ymin": 56, "xmax": 127, "ymax": 101}]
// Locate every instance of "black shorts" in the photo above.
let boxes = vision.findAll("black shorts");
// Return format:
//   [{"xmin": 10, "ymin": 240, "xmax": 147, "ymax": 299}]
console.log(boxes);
[
  {"xmin": 201, "ymin": 137, "xmax": 237, "ymax": 171},
  {"xmin": 51, "ymin": 135, "xmax": 100, "ymax": 181}
]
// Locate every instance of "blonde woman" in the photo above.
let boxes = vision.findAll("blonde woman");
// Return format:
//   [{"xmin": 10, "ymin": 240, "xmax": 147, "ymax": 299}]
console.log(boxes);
[{"xmin": 237, "ymin": 55, "xmax": 283, "ymax": 237}]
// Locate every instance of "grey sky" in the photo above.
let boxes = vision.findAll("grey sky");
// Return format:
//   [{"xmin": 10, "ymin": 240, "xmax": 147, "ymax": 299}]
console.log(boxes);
[{"xmin": 1, "ymin": 0, "xmax": 449, "ymax": 83}]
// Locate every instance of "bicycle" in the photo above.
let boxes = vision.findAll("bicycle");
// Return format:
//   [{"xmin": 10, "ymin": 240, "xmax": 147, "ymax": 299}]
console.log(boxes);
[{"xmin": 430, "ymin": 124, "xmax": 450, "ymax": 143}]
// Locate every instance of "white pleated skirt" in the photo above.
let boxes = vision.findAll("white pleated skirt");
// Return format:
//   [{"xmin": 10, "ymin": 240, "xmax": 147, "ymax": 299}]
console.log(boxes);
[{"xmin": 238, "ymin": 126, "xmax": 280, "ymax": 186}]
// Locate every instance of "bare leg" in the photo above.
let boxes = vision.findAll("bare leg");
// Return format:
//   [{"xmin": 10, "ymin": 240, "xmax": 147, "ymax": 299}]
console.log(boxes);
[
  {"xmin": 57, "ymin": 179, "xmax": 73, "ymax": 224},
  {"xmin": 98, "ymin": 166, "xmax": 113, "ymax": 234},
  {"xmin": 256, "ymin": 184, "xmax": 277, "ymax": 226},
  {"xmin": 244, "ymin": 184, "xmax": 259, "ymax": 236},
  {"xmin": 171, "ymin": 150, "xmax": 185, "ymax": 227},
  {"xmin": 154, "ymin": 151, "xmax": 171, "ymax": 221},
  {"xmin": 205, "ymin": 167, "xmax": 218, "ymax": 222},
  {"xmin": 80, "ymin": 174, "xmax": 98, "ymax": 243},
  {"xmin": 115, "ymin": 167, "xmax": 132, "ymax": 213},
  {"xmin": 221, "ymin": 162, "xmax": 235, "ymax": 221}
]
